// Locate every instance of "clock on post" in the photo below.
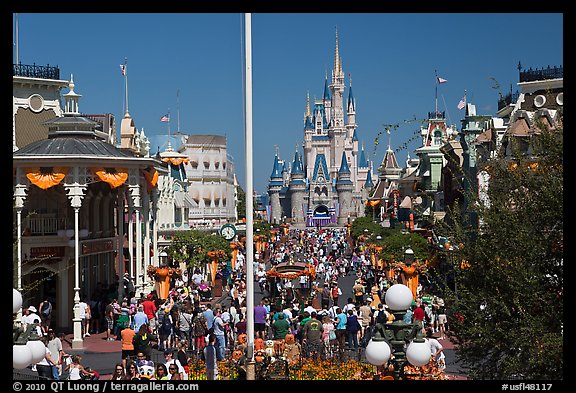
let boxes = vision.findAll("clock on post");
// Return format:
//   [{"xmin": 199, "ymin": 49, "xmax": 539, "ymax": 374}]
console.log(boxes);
[{"xmin": 220, "ymin": 223, "xmax": 237, "ymax": 241}]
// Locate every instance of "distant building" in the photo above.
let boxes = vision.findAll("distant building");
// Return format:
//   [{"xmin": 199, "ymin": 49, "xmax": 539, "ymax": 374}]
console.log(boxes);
[{"xmin": 178, "ymin": 134, "xmax": 237, "ymax": 228}]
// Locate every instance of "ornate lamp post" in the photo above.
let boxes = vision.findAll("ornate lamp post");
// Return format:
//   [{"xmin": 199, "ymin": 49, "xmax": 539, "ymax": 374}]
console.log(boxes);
[
  {"xmin": 13, "ymin": 288, "xmax": 46, "ymax": 370},
  {"xmin": 365, "ymin": 284, "xmax": 431, "ymax": 379}
]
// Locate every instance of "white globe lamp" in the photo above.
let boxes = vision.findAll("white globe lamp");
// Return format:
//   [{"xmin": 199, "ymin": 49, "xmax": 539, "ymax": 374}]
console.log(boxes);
[
  {"xmin": 406, "ymin": 339, "xmax": 432, "ymax": 367},
  {"xmin": 13, "ymin": 288, "xmax": 22, "ymax": 314},
  {"xmin": 365, "ymin": 339, "xmax": 391, "ymax": 366},
  {"xmin": 384, "ymin": 284, "xmax": 413, "ymax": 311},
  {"xmin": 26, "ymin": 339, "xmax": 46, "ymax": 364},
  {"xmin": 13, "ymin": 344, "xmax": 33, "ymax": 369}
]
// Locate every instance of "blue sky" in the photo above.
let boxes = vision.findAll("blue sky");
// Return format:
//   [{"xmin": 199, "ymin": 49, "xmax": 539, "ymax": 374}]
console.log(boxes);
[{"xmin": 14, "ymin": 13, "xmax": 563, "ymax": 193}]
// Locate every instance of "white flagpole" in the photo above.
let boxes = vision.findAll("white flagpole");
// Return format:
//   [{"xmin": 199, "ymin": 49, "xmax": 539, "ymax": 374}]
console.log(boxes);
[
  {"xmin": 124, "ymin": 58, "xmax": 129, "ymax": 116},
  {"xmin": 176, "ymin": 89, "xmax": 180, "ymax": 133},
  {"xmin": 244, "ymin": 12, "xmax": 256, "ymax": 379},
  {"xmin": 15, "ymin": 13, "xmax": 18, "ymax": 65}
]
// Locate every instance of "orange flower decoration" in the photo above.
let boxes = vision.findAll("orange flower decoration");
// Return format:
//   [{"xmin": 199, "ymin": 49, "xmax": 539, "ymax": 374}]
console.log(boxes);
[
  {"xmin": 92, "ymin": 167, "xmax": 128, "ymax": 188},
  {"xmin": 26, "ymin": 167, "xmax": 69, "ymax": 190}
]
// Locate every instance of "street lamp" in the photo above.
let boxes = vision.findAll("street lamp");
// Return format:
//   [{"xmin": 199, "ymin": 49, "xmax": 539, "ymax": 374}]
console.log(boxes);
[
  {"xmin": 365, "ymin": 283, "xmax": 431, "ymax": 379},
  {"xmin": 13, "ymin": 288, "xmax": 46, "ymax": 369}
]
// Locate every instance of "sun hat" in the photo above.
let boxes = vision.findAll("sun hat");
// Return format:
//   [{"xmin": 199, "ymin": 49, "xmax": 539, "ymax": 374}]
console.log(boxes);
[{"xmin": 28, "ymin": 306, "xmax": 37, "ymax": 313}]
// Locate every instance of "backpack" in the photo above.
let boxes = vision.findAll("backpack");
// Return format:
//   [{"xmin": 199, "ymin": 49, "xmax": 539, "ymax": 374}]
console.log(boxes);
[{"xmin": 376, "ymin": 310, "xmax": 387, "ymax": 324}]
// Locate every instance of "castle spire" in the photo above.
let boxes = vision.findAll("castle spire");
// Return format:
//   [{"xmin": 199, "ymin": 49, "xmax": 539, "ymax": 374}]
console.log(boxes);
[
  {"xmin": 305, "ymin": 91, "xmax": 311, "ymax": 118},
  {"xmin": 334, "ymin": 27, "xmax": 340, "ymax": 76}
]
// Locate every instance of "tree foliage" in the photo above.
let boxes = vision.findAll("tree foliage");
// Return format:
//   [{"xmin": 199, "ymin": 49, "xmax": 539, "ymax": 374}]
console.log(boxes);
[
  {"xmin": 166, "ymin": 230, "xmax": 232, "ymax": 270},
  {"xmin": 444, "ymin": 127, "xmax": 563, "ymax": 379}
]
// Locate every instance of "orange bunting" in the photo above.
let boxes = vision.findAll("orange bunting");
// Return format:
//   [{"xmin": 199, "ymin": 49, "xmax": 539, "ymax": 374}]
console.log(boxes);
[
  {"xmin": 25, "ymin": 167, "xmax": 69, "ymax": 190},
  {"xmin": 161, "ymin": 157, "xmax": 189, "ymax": 166},
  {"xmin": 92, "ymin": 167, "xmax": 128, "ymax": 188},
  {"xmin": 142, "ymin": 167, "xmax": 159, "ymax": 191}
]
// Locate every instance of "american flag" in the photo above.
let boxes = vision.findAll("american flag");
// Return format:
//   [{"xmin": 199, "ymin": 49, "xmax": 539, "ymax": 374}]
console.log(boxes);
[
  {"xmin": 457, "ymin": 96, "xmax": 466, "ymax": 110},
  {"xmin": 120, "ymin": 64, "xmax": 126, "ymax": 76},
  {"xmin": 160, "ymin": 114, "xmax": 170, "ymax": 122}
]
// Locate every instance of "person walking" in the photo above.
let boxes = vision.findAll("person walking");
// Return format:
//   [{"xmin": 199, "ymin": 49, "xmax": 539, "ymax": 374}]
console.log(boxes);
[
  {"xmin": 132, "ymin": 324, "xmax": 155, "ymax": 360},
  {"xmin": 203, "ymin": 334, "xmax": 218, "ymax": 380},
  {"xmin": 192, "ymin": 308, "xmax": 209, "ymax": 356},
  {"xmin": 345, "ymin": 309, "xmax": 361, "ymax": 352},
  {"xmin": 38, "ymin": 297, "xmax": 53, "ymax": 334},
  {"xmin": 34, "ymin": 336, "xmax": 58, "ymax": 380},
  {"xmin": 302, "ymin": 311, "xmax": 324, "ymax": 360},
  {"xmin": 120, "ymin": 323, "xmax": 136, "ymax": 369},
  {"xmin": 212, "ymin": 308, "xmax": 227, "ymax": 361},
  {"xmin": 46, "ymin": 329, "xmax": 66, "ymax": 380},
  {"xmin": 334, "ymin": 307, "xmax": 347, "ymax": 355}
]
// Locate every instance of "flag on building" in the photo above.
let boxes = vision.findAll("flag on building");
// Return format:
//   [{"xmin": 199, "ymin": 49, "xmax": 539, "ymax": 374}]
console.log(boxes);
[
  {"xmin": 160, "ymin": 114, "xmax": 170, "ymax": 122},
  {"xmin": 120, "ymin": 64, "xmax": 126, "ymax": 76},
  {"xmin": 457, "ymin": 96, "xmax": 466, "ymax": 110},
  {"xmin": 436, "ymin": 76, "xmax": 448, "ymax": 84}
]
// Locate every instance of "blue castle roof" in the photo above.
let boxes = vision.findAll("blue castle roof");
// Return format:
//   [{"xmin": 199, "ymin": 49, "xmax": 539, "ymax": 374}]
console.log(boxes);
[
  {"xmin": 291, "ymin": 150, "xmax": 304, "ymax": 175},
  {"xmin": 364, "ymin": 169, "xmax": 374, "ymax": 188},
  {"xmin": 270, "ymin": 155, "xmax": 283, "ymax": 179},
  {"xmin": 338, "ymin": 151, "xmax": 351, "ymax": 174}
]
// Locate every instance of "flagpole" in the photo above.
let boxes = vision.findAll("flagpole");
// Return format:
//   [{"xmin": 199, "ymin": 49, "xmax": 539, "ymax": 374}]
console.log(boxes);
[
  {"xmin": 15, "ymin": 13, "xmax": 18, "ymax": 65},
  {"xmin": 124, "ymin": 58, "xmax": 129, "ymax": 116},
  {"xmin": 176, "ymin": 89, "xmax": 180, "ymax": 133},
  {"xmin": 434, "ymin": 69, "xmax": 438, "ymax": 115},
  {"xmin": 244, "ymin": 11, "xmax": 256, "ymax": 381}
]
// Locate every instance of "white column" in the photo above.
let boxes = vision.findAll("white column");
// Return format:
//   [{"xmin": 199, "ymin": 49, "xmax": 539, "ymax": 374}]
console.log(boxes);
[
  {"xmin": 127, "ymin": 200, "xmax": 134, "ymax": 290},
  {"xmin": 129, "ymin": 182, "xmax": 142, "ymax": 292},
  {"xmin": 151, "ymin": 189, "xmax": 159, "ymax": 266},
  {"xmin": 14, "ymin": 180, "xmax": 27, "ymax": 323},
  {"xmin": 143, "ymin": 191, "xmax": 150, "ymax": 283},
  {"xmin": 65, "ymin": 177, "xmax": 87, "ymax": 350},
  {"xmin": 117, "ymin": 191, "xmax": 125, "ymax": 300}
]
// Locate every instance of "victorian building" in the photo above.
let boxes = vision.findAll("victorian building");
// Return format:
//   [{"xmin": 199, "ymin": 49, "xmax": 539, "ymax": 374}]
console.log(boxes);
[{"xmin": 13, "ymin": 69, "xmax": 165, "ymax": 348}]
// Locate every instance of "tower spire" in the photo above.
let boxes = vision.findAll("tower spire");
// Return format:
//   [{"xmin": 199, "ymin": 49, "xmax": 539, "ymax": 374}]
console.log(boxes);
[
  {"xmin": 334, "ymin": 27, "xmax": 340, "ymax": 76},
  {"xmin": 305, "ymin": 91, "xmax": 311, "ymax": 117}
]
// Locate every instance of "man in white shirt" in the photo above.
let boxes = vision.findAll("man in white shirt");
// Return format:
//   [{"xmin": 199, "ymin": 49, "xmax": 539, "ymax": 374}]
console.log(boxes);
[
  {"xmin": 78, "ymin": 298, "xmax": 89, "ymax": 337},
  {"xmin": 21, "ymin": 306, "xmax": 42, "ymax": 330}
]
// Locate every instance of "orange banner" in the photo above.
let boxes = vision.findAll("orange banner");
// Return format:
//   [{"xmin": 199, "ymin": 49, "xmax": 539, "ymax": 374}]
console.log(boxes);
[
  {"xmin": 161, "ymin": 157, "xmax": 189, "ymax": 166},
  {"xmin": 142, "ymin": 167, "xmax": 159, "ymax": 191},
  {"xmin": 92, "ymin": 167, "xmax": 128, "ymax": 189},
  {"xmin": 26, "ymin": 167, "xmax": 69, "ymax": 190}
]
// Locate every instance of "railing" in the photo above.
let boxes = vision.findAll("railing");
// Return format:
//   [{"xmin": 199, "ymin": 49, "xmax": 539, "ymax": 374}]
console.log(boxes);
[
  {"xmin": 25, "ymin": 216, "xmax": 67, "ymax": 236},
  {"xmin": 13, "ymin": 63, "xmax": 61, "ymax": 80},
  {"xmin": 428, "ymin": 111, "xmax": 445, "ymax": 119},
  {"xmin": 519, "ymin": 65, "xmax": 563, "ymax": 83}
]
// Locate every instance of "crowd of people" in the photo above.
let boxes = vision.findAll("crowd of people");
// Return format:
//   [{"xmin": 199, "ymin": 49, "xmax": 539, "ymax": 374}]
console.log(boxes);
[{"xmin": 22, "ymin": 226, "xmax": 449, "ymax": 380}]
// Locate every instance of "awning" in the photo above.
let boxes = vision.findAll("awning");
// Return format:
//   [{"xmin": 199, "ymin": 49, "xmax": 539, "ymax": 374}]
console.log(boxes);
[{"xmin": 174, "ymin": 192, "xmax": 196, "ymax": 208}]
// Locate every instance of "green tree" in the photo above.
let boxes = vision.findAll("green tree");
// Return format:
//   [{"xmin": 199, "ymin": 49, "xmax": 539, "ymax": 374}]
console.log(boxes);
[
  {"xmin": 444, "ymin": 126, "xmax": 563, "ymax": 379},
  {"xmin": 167, "ymin": 230, "xmax": 231, "ymax": 271},
  {"xmin": 236, "ymin": 185, "xmax": 246, "ymax": 221}
]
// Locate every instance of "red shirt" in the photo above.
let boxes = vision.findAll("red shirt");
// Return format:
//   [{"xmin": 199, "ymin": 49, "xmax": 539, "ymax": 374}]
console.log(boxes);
[
  {"xmin": 413, "ymin": 306, "xmax": 425, "ymax": 321},
  {"xmin": 142, "ymin": 300, "xmax": 157, "ymax": 320}
]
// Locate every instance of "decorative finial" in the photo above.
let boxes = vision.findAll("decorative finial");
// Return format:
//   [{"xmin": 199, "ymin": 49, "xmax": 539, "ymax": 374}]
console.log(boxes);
[{"xmin": 305, "ymin": 91, "xmax": 311, "ymax": 117}]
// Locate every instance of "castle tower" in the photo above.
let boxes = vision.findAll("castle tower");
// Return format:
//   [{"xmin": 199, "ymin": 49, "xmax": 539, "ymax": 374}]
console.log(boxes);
[
  {"xmin": 336, "ymin": 151, "xmax": 354, "ymax": 225},
  {"xmin": 267, "ymin": 154, "xmax": 283, "ymax": 225},
  {"xmin": 289, "ymin": 150, "xmax": 306, "ymax": 224}
]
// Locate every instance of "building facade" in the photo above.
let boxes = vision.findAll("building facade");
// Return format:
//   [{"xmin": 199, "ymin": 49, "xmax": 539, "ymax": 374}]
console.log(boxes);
[{"xmin": 178, "ymin": 134, "xmax": 237, "ymax": 228}]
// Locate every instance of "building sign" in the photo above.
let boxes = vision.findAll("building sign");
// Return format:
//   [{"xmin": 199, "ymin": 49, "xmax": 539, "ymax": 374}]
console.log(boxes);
[
  {"xmin": 82, "ymin": 239, "xmax": 115, "ymax": 256},
  {"xmin": 30, "ymin": 246, "xmax": 66, "ymax": 258}
]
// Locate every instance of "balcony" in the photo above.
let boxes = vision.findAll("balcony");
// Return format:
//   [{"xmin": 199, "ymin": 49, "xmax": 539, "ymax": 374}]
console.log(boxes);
[{"xmin": 24, "ymin": 215, "xmax": 67, "ymax": 236}]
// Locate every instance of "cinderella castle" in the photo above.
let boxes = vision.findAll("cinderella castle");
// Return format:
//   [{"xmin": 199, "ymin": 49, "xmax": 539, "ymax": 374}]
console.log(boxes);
[{"xmin": 268, "ymin": 30, "xmax": 375, "ymax": 227}]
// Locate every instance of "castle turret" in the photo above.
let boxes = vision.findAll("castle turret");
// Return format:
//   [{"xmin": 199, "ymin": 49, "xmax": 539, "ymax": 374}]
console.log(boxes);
[
  {"xmin": 267, "ymin": 154, "xmax": 283, "ymax": 224},
  {"xmin": 289, "ymin": 150, "xmax": 306, "ymax": 224},
  {"xmin": 336, "ymin": 151, "xmax": 354, "ymax": 225}
]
